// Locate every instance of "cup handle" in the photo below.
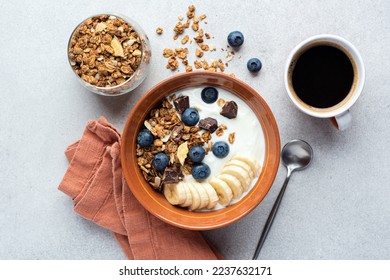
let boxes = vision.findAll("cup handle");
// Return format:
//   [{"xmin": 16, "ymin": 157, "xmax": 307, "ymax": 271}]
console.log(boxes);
[{"xmin": 330, "ymin": 110, "xmax": 352, "ymax": 130}]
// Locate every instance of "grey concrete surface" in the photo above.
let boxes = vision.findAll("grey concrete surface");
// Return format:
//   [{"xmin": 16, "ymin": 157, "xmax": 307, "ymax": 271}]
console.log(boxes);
[{"xmin": 0, "ymin": 0, "xmax": 389, "ymax": 260}]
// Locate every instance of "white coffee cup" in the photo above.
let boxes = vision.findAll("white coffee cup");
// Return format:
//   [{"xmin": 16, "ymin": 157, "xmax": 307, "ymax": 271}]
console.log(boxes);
[{"xmin": 284, "ymin": 34, "xmax": 365, "ymax": 130}]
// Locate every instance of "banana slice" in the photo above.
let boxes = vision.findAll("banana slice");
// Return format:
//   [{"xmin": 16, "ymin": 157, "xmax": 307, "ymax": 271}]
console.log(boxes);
[
  {"xmin": 221, "ymin": 165, "xmax": 251, "ymax": 191},
  {"xmin": 192, "ymin": 182, "xmax": 210, "ymax": 209},
  {"xmin": 200, "ymin": 183, "xmax": 219, "ymax": 209},
  {"xmin": 179, "ymin": 182, "xmax": 193, "ymax": 207},
  {"xmin": 163, "ymin": 182, "xmax": 187, "ymax": 205},
  {"xmin": 232, "ymin": 155, "xmax": 261, "ymax": 177},
  {"xmin": 225, "ymin": 159, "xmax": 255, "ymax": 179},
  {"xmin": 209, "ymin": 177, "xmax": 233, "ymax": 206},
  {"xmin": 217, "ymin": 173, "xmax": 243, "ymax": 199},
  {"xmin": 187, "ymin": 183, "xmax": 201, "ymax": 211}
]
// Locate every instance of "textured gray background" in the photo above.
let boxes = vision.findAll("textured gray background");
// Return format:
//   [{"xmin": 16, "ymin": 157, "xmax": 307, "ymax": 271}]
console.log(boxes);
[{"xmin": 0, "ymin": 0, "xmax": 389, "ymax": 260}]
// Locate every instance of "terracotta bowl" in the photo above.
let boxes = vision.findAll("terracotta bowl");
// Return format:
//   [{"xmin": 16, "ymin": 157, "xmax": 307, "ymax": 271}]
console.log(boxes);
[{"xmin": 121, "ymin": 72, "xmax": 280, "ymax": 230}]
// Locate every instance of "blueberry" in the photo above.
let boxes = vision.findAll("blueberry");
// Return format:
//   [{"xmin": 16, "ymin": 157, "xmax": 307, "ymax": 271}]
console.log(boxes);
[
  {"xmin": 152, "ymin": 152, "xmax": 169, "ymax": 171},
  {"xmin": 181, "ymin": 107, "xmax": 200, "ymax": 126},
  {"xmin": 137, "ymin": 129, "xmax": 153, "ymax": 147},
  {"xmin": 212, "ymin": 141, "xmax": 230, "ymax": 158},
  {"xmin": 192, "ymin": 163, "xmax": 211, "ymax": 181},
  {"xmin": 188, "ymin": 146, "xmax": 206, "ymax": 163},
  {"xmin": 247, "ymin": 58, "xmax": 262, "ymax": 73},
  {"xmin": 201, "ymin": 87, "xmax": 219, "ymax": 104},
  {"xmin": 227, "ymin": 31, "xmax": 244, "ymax": 47}
]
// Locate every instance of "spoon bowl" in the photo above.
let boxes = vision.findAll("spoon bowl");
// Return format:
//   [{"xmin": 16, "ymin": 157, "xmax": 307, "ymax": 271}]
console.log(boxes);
[{"xmin": 282, "ymin": 139, "xmax": 313, "ymax": 173}]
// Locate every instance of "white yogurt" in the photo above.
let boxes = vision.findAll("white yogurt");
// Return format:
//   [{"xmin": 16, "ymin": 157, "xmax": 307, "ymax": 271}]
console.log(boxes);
[{"xmin": 169, "ymin": 86, "xmax": 265, "ymax": 208}]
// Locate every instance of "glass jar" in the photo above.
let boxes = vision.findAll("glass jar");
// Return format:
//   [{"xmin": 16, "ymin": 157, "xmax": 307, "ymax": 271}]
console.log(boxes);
[{"xmin": 67, "ymin": 13, "xmax": 151, "ymax": 96}]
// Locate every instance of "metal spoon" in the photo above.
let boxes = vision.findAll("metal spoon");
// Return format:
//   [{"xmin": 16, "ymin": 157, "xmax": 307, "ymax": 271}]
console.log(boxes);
[{"xmin": 252, "ymin": 139, "xmax": 313, "ymax": 260}]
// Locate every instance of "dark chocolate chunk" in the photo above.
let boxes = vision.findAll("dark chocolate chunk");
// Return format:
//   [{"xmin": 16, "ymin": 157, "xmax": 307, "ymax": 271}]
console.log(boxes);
[
  {"xmin": 173, "ymin": 96, "xmax": 189, "ymax": 114},
  {"xmin": 162, "ymin": 166, "xmax": 183, "ymax": 184},
  {"xmin": 198, "ymin": 117, "xmax": 218, "ymax": 133},
  {"xmin": 220, "ymin": 101, "xmax": 238, "ymax": 119},
  {"xmin": 171, "ymin": 125, "xmax": 184, "ymax": 142}
]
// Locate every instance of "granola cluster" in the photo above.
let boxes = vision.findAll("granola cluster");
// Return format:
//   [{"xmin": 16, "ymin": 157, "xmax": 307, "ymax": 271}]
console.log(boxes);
[
  {"xmin": 136, "ymin": 97, "xmax": 211, "ymax": 190},
  {"xmin": 68, "ymin": 15, "xmax": 142, "ymax": 87},
  {"xmin": 136, "ymin": 94, "xmax": 236, "ymax": 191},
  {"xmin": 157, "ymin": 5, "xmax": 235, "ymax": 74}
]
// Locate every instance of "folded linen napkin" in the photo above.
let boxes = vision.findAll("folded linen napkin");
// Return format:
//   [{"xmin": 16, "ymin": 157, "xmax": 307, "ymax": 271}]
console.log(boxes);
[{"xmin": 58, "ymin": 116, "xmax": 221, "ymax": 260}]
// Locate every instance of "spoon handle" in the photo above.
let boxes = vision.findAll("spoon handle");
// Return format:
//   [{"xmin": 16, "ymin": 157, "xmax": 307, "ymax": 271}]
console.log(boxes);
[{"xmin": 252, "ymin": 170, "xmax": 291, "ymax": 260}]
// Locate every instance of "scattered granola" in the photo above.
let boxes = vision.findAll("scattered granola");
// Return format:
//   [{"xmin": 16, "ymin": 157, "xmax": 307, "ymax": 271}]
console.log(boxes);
[
  {"xmin": 156, "ymin": 27, "xmax": 163, "ymax": 35},
  {"xmin": 194, "ymin": 60, "xmax": 202, "ymax": 69},
  {"xmin": 185, "ymin": 65, "xmax": 193, "ymax": 72},
  {"xmin": 163, "ymin": 48, "xmax": 174, "ymax": 58},
  {"xmin": 181, "ymin": 35, "xmax": 189, "ymax": 45},
  {"xmin": 157, "ymin": 4, "xmax": 235, "ymax": 75},
  {"xmin": 228, "ymin": 132, "xmax": 236, "ymax": 144},
  {"xmin": 187, "ymin": 5, "xmax": 196, "ymax": 18},
  {"xmin": 217, "ymin": 98, "xmax": 226, "ymax": 107},
  {"xmin": 166, "ymin": 57, "xmax": 179, "ymax": 70},
  {"xmin": 215, "ymin": 124, "xmax": 227, "ymax": 137},
  {"xmin": 68, "ymin": 15, "xmax": 143, "ymax": 87},
  {"xmin": 175, "ymin": 47, "xmax": 188, "ymax": 59},
  {"xmin": 191, "ymin": 22, "xmax": 199, "ymax": 31},
  {"xmin": 195, "ymin": 48, "xmax": 204, "ymax": 58},
  {"xmin": 200, "ymin": 44, "xmax": 209, "ymax": 51},
  {"xmin": 173, "ymin": 22, "xmax": 185, "ymax": 38}
]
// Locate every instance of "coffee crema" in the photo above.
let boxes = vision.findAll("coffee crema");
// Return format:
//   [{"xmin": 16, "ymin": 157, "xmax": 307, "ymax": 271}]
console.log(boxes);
[{"xmin": 290, "ymin": 44, "xmax": 355, "ymax": 109}]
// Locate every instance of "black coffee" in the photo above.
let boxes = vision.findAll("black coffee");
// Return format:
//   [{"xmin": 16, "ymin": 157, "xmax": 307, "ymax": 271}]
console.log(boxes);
[{"xmin": 291, "ymin": 45, "xmax": 354, "ymax": 108}]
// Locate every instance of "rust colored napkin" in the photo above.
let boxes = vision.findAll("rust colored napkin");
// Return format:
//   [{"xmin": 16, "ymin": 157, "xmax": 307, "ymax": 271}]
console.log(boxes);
[{"xmin": 58, "ymin": 117, "xmax": 221, "ymax": 260}]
